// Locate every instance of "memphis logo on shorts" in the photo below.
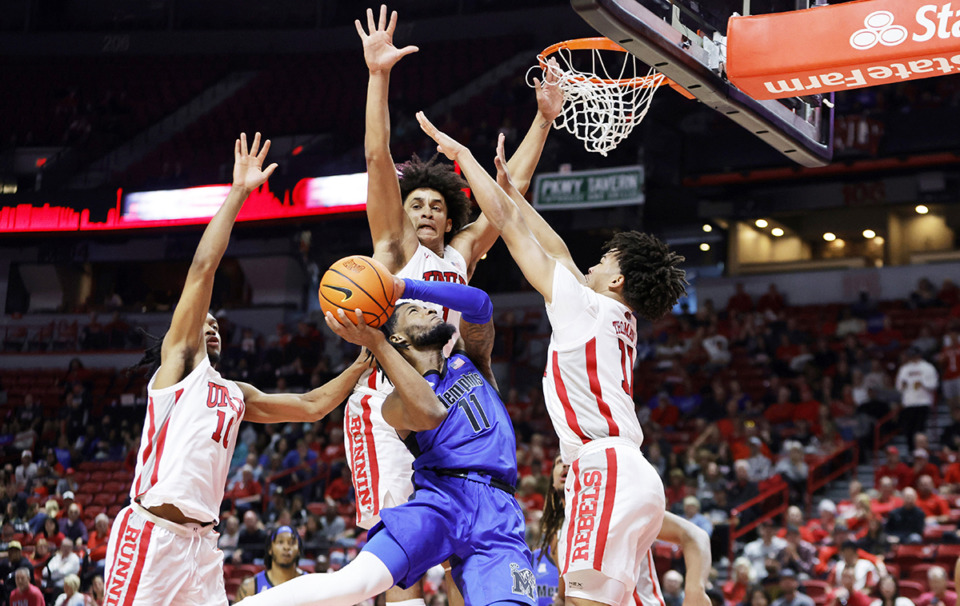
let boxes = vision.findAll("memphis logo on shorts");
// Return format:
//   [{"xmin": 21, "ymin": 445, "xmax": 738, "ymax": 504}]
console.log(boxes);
[{"xmin": 510, "ymin": 563, "xmax": 537, "ymax": 602}]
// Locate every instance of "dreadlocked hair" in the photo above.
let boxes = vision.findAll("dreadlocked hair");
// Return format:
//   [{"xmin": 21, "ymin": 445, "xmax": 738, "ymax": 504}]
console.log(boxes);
[
  {"xmin": 536, "ymin": 482, "xmax": 565, "ymax": 563},
  {"xmin": 397, "ymin": 154, "xmax": 472, "ymax": 243},
  {"xmin": 130, "ymin": 328, "xmax": 165, "ymax": 377},
  {"xmin": 604, "ymin": 231, "xmax": 688, "ymax": 321}
]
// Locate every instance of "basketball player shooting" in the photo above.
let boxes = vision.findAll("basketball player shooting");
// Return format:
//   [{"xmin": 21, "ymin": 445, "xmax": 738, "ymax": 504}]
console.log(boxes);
[
  {"xmin": 416, "ymin": 113, "xmax": 688, "ymax": 606},
  {"xmin": 237, "ymin": 278, "xmax": 537, "ymax": 606},
  {"xmin": 103, "ymin": 133, "xmax": 375, "ymax": 606},
  {"xmin": 348, "ymin": 7, "xmax": 561, "ymax": 605}
]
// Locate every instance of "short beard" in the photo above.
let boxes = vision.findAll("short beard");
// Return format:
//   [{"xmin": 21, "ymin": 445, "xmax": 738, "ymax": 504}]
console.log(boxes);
[
  {"xmin": 208, "ymin": 350, "xmax": 221, "ymax": 366},
  {"xmin": 274, "ymin": 557, "xmax": 297, "ymax": 569},
  {"xmin": 409, "ymin": 322, "xmax": 456, "ymax": 348}
]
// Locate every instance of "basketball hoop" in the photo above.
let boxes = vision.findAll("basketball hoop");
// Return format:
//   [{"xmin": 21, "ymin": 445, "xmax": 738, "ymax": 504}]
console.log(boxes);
[{"xmin": 533, "ymin": 37, "xmax": 688, "ymax": 156}]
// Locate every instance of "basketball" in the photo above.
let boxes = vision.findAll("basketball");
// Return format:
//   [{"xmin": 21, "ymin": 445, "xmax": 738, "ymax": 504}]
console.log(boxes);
[{"xmin": 318, "ymin": 255, "xmax": 396, "ymax": 328}]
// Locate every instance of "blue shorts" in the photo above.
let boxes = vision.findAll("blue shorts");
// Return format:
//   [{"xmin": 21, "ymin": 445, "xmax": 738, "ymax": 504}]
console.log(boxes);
[{"xmin": 366, "ymin": 470, "xmax": 536, "ymax": 606}]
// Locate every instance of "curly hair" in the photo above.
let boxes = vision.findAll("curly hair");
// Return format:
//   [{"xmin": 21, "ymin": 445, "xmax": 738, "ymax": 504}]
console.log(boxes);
[
  {"xmin": 537, "ymin": 481, "xmax": 565, "ymax": 564},
  {"xmin": 131, "ymin": 328, "xmax": 164, "ymax": 377},
  {"xmin": 397, "ymin": 154, "xmax": 472, "ymax": 243},
  {"xmin": 603, "ymin": 231, "xmax": 687, "ymax": 321}
]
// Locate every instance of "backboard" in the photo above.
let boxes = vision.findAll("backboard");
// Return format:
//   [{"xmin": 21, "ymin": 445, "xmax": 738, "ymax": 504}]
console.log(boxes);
[{"xmin": 571, "ymin": 0, "xmax": 834, "ymax": 167}]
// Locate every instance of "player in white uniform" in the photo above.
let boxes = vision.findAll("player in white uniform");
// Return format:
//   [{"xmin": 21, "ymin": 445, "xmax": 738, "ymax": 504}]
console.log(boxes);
[
  {"xmin": 103, "ymin": 133, "xmax": 374, "ymax": 606},
  {"xmin": 417, "ymin": 116, "xmax": 688, "ymax": 606},
  {"xmin": 350, "ymin": 13, "xmax": 562, "ymax": 606}
]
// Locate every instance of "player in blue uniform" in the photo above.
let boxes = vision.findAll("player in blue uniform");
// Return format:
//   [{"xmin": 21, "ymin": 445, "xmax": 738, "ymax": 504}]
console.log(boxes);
[
  {"xmin": 236, "ymin": 278, "xmax": 536, "ymax": 606},
  {"xmin": 235, "ymin": 526, "xmax": 306, "ymax": 600}
]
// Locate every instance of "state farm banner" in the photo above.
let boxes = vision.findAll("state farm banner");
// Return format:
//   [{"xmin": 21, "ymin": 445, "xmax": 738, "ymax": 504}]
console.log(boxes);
[{"xmin": 726, "ymin": 0, "xmax": 960, "ymax": 100}]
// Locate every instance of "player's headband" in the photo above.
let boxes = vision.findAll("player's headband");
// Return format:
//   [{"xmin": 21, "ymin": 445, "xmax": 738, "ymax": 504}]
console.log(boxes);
[{"xmin": 272, "ymin": 525, "xmax": 296, "ymax": 540}]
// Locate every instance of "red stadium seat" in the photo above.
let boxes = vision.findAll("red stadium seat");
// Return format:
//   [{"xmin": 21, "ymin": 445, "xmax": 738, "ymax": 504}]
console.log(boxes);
[
  {"xmin": 909, "ymin": 563, "xmax": 938, "ymax": 582},
  {"xmin": 102, "ymin": 481, "xmax": 127, "ymax": 494},
  {"xmin": 107, "ymin": 505, "xmax": 123, "ymax": 518},
  {"xmin": 93, "ymin": 493, "xmax": 117, "ymax": 507},
  {"xmin": 802, "ymin": 580, "xmax": 830, "ymax": 604},
  {"xmin": 898, "ymin": 581, "xmax": 925, "ymax": 601},
  {"xmin": 73, "ymin": 493, "xmax": 94, "ymax": 507},
  {"xmin": 89, "ymin": 471, "xmax": 112, "ymax": 483}
]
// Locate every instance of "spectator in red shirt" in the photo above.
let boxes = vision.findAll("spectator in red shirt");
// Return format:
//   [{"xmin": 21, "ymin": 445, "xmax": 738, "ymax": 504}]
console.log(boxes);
[
  {"xmin": 757, "ymin": 284, "xmax": 785, "ymax": 315},
  {"xmin": 940, "ymin": 323, "xmax": 960, "ymax": 409},
  {"xmin": 804, "ymin": 499, "xmax": 838, "ymax": 544},
  {"xmin": 874, "ymin": 447, "xmax": 912, "ymax": 490},
  {"xmin": 777, "ymin": 505, "xmax": 819, "ymax": 544},
  {"xmin": 86, "ymin": 513, "xmax": 111, "ymax": 565},
  {"xmin": 39, "ymin": 516, "xmax": 64, "ymax": 548},
  {"xmin": 826, "ymin": 567, "xmax": 871, "ymax": 606},
  {"xmin": 9, "ymin": 567, "xmax": 44, "ymax": 606},
  {"xmin": 723, "ymin": 557, "xmax": 754, "ymax": 606},
  {"xmin": 324, "ymin": 466, "xmax": 353, "ymax": 505},
  {"xmin": 916, "ymin": 566, "xmax": 957, "ymax": 606},
  {"xmin": 665, "ymin": 468, "xmax": 692, "ymax": 509},
  {"xmin": 516, "ymin": 476, "xmax": 544, "ymax": 519},
  {"xmin": 727, "ymin": 283, "xmax": 753, "ymax": 317},
  {"xmin": 914, "ymin": 474, "xmax": 950, "ymax": 523},
  {"xmin": 906, "ymin": 449, "xmax": 941, "ymax": 487},
  {"xmin": 870, "ymin": 477, "xmax": 903, "ymax": 520},
  {"xmin": 224, "ymin": 465, "xmax": 263, "ymax": 514}
]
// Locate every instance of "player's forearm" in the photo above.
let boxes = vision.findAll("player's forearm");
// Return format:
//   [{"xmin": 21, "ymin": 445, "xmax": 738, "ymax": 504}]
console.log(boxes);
[
  {"xmin": 505, "ymin": 110, "xmax": 552, "ymax": 195},
  {"xmin": 370, "ymin": 341, "xmax": 445, "ymax": 430},
  {"xmin": 401, "ymin": 279, "xmax": 492, "ymax": 323},
  {"xmin": 191, "ymin": 184, "xmax": 250, "ymax": 271},
  {"xmin": 302, "ymin": 358, "xmax": 369, "ymax": 418},
  {"xmin": 659, "ymin": 512, "xmax": 711, "ymax": 589},
  {"xmin": 501, "ymin": 179, "xmax": 570, "ymax": 262},
  {"xmin": 455, "ymin": 150, "xmax": 517, "ymax": 230},
  {"xmin": 364, "ymin": 72, "xmax": 393, "ymax": 163}
]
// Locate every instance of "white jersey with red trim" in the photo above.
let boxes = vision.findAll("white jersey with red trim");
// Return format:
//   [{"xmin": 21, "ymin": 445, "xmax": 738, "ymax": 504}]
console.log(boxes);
[
  {"xmin": 345, "ymin": 242, "xmax": 468, "ymax": 527},
  {"xmin": 542, "ymin": 263, "xmax": 643, "ymax": 464},
  {"xmin": 132, "ymin": 356, "xmax": 245, "ymax": 523}
]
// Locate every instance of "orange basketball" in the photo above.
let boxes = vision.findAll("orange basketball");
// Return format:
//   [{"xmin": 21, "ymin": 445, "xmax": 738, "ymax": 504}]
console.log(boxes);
[{"xmin": 319, "ymin": 255, "xmax": 396, "ymax": 328}]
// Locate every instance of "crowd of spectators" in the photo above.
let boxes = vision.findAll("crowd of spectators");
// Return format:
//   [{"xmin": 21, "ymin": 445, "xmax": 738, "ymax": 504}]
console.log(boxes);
[{"xmin": 3, "ymin": 276, "xmax": 960, "ymax": 604}]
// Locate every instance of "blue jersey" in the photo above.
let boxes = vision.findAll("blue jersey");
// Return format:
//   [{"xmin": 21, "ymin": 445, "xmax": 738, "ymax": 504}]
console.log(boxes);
[
  {"xmin": 532, "ymin": 548, "xmax": 559, "ymax": 606},
  {"xmin": 253, "ymin": 569, "xmax": 305, "ymax": 593},
  {"xmin": 405, "ymin": 352, "xmax": 518, "ymax": 487}
]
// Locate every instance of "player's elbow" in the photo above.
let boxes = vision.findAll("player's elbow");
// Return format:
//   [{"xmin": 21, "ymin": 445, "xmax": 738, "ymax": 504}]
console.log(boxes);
[{"xmin": 412, "ymin": 408, "xmax": 447, "ymax": 432}]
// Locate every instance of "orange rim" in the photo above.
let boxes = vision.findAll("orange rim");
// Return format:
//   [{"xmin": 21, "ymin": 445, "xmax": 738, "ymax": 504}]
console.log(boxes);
[{"xmin": 538, "ymin": 37, "xmax": 694, "ymax": 98}]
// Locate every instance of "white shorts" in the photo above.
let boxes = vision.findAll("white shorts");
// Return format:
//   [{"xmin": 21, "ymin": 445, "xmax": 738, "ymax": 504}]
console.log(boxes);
[
  {"xmin": 344, "ymin": 397, "xmax": 415, "ymax": 529},
  {"xmin": 943, "ymin": 377, "xmax": 960, "ymax": 401},
  {"xmin": 559, "ymin": 438, "xmax": 665, "ymax": 605},
  {"xmin": 103, "ymin": 504, "xmax": 226, "ymax": 606},
  {"xmin": 630, "ymin": 549, "xmax": 667, "ymax": 606}
]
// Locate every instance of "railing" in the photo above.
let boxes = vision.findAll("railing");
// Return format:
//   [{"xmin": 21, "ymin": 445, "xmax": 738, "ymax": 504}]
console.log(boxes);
[
  {"xmin": 806, "ymin": 440, "xmax": 859, "ymax": 511},
  {"xmin": 246, "ymin": 463, "xmax": 331, "ymax": 513},
  {"xmin": 728, "ymin": 477, "xmax": 790, "ymax": 562},
  {"xmin": 873, "ymin": 408, "xmax": 899, "ymax": 457}
]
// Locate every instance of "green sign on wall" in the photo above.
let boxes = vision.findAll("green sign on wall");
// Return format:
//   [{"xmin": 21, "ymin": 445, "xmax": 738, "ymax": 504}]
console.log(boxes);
[{"xmin": 533, "ymin": 166, "xmax": 644, "ymax": 210}]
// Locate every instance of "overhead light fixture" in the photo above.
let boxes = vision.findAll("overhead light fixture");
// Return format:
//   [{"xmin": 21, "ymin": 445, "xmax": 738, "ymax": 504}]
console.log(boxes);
[
  {"xmin": 771, "ymin": 227, "xmax": 784, "ymax": 237},
  {"xmin": 700, "ymin": 243, "xmax": 711, "ymax": 252},
  {"xmin": 874, "ymin": 236, "xmax": 885, "ymax": 244},
  {"xmin": 862, "ymin": 229, "xmax": 876, "ymax": 239},
  {"xmin": 702, "ymin": 224, "xmax": 713, "ymax": 233},
  {"xmin": 916, "ymin": 204, "xmax": 929, "ymax": 214},
  {"xmin": 755, "ymin": 219, "xmax": 769, "ymax": 228},
  {"xmin": 823, "ymin": 232, "xmax": 836, "ymax": 242}
]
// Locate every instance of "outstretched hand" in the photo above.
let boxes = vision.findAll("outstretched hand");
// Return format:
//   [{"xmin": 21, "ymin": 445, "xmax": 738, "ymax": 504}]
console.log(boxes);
[
  {"xmin": 355, "ymin": 5, "xmax": 419, "ymax": 74},
  {"xmin": 493, "ymin": 133, "xmax": 516, "ymax": 192},
  {"xmin": 416, "ymin": 111, "xmax": 466, "ymax": 162},
  {"xmin": 535, "ymin": 57, "xmax": 564, "ymax": 124},
  {"xmin": 233, "ymin": 132, "xmax": 278, "ymax": 192},
  {"xmin": 325, "ymin": 309, "xmax": 386, "ymax": 350}
]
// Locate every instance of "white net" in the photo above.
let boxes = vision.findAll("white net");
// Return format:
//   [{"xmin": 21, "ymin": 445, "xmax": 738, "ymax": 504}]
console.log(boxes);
[{"xmin": 532, "ymin": 44, "xmax": 665, "ymax": 156}]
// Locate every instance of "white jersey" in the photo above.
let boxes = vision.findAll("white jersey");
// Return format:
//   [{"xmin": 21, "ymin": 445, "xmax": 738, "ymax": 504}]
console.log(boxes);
[
  {"xmin": 345, "ymin": 242, "xmax": 468, "ymax": 526},
  {"xmin": 132, "ymin": 356, "xmax": 245, "ymax": 523},
  {"xmin": 543, "ymin": 264, "xmax": 644, "ymax": 464}
]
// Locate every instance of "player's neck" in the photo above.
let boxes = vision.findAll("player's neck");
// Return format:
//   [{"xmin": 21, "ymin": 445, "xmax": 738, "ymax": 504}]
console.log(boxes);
[
  {"xmin": 268, "ymin": 566, "xmax": 300, "ymax": 584},
  {"xmin": 421, "ymin": 237, "xmax": 445, "ymax": 257},
  {"xmin": 404, "ymin": 347, "xmax": 445, "ymax": 375},
  {"xmin": 596, "ymin": 286, "xmax": 629, "ymax": 309}
]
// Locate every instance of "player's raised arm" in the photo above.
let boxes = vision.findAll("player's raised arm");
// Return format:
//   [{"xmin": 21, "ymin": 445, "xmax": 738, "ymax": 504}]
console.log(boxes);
[
  {"xmin": 448, "ymin": 59, "xmax": 564, "ymax": 277},
  {"xmin": 416, "ymin": 112, "xmax": 562, "ymax": 304},
  {"xmin": 154, "ymin": 133, "xmax": 276, "ymax": 390},
  {"xmin": 325, "ymin": 310, "xmax": 447, "ymax": 432},
  {"xmin": 357, "ymin": 5, "xmax": 420, "ymax": 271},
  {"xmin": 238, "ymin": 349, "xmax": 374, "ymax": 423},
  {"xmin": 494, "ymin": 133, "xmax": 579, "ymax": 276}
]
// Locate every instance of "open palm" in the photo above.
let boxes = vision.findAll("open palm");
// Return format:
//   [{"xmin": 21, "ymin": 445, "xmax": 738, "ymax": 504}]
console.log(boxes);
[
  {"xmin": 356, "ymin": 5, "xmax": 419, "ymax": 73},
  {"xmin": 233, "ymin": 132, "xmax": 277, "ymax": 191}
]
